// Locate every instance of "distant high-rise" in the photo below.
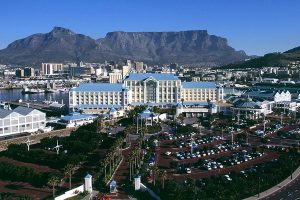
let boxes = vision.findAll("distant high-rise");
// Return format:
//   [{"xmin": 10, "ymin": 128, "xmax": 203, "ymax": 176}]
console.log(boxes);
[
  {"xmin": 24, "ymin": 67, "xmax": 35, "ymax": 77},
  {"xmin": 135, "ymin": 62, "xmax": 143, "ymax": 72},
  {"xmin": 15, "ymin": 68, "xmax": 24, "ymax": 78},
  {"xmin": 41, "ymin": 63, "xmax": 63, "ymax": 75}
]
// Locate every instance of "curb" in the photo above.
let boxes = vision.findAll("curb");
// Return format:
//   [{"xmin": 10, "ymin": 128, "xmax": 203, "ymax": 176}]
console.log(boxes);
[{"xmin": 244, "ymin": 165, "xmax": 300, "ymax": 200}]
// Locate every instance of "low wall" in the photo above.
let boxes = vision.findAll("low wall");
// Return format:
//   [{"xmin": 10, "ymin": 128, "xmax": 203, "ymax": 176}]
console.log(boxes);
[
  {"xmin": 0, "ymin": 128, "xmax": 75, "ymax": 151},
  {"xmin": 140, "ymin": 183, "xmax": 161, "ymax": 200},
  {"xmin": 55, "ymin": 185, "xmax": 84, "ymax": 200}
]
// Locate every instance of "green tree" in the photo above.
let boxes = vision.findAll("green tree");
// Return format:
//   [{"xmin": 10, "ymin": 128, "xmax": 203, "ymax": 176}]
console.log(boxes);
[
  {"xmin": 63, "ymin": 164, "xmax": 75, "ymax": 189},
  {"xmin": 48, "ymin": 175, "xmax": 60, "ymax": 198},
  {"xmin": 159, "ymin": 170, "xmax": 167, "ymax": 189}
]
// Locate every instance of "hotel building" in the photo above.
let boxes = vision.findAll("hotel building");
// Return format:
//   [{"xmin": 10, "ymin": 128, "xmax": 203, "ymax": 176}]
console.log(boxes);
[{"xmin": 69, "ymin": 73, "xmax": 224, "ymax": 116}]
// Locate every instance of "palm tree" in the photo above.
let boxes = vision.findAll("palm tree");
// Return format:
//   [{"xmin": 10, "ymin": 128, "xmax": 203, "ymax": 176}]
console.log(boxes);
[
  {"xmin": 159, "ymin": 170, "xmax": 167, "ymax": 189},
  {"xmin": 107, "ymin": 152, "xmax": 114, "ymax": 176},
  {"xmin": 97, "ymin": 115, "xmax": 104, "ymax": 133},
  {"xmin": 63, "ymin": 164, "xmax": 75, "ymax": 189},
  {"xmin": 48, "ymin": 175, "xmax": 60, "ymax": 198},
  {"xmin": 151, "ymin": 166, "xmax": 159, "ymax": 186},
  {"xmin": 100, "ymin": 157, "xmax": 109, "ymax": 178},
  {"xmin": 127, "ymin": 154, "xmax": 134, "ymax": 181}
]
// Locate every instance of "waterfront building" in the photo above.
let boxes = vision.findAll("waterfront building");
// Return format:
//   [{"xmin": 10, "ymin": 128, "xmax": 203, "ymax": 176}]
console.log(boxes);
[
  {"xmin": 0, "ymin": 106, "xmax": 46, "ymax": 137},
  {"xmin": 69, "ymin": 73, "xmax": 224, "ymax": 116}
]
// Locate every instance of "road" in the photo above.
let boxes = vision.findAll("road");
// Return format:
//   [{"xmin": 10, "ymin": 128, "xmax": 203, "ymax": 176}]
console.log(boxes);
[{"xmin": 261, "ymin": 175, "xmax": 300, "ymax": 200}]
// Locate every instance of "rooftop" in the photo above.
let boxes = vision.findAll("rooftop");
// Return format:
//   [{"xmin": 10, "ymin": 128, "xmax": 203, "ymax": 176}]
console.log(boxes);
[
  {"xmin": 182, "ymin": 82, "xmax": 217, "ymax": 89},
  {"xmin": 125, "ymin": 73, "xmax": 179, "ymax": 81},
  {"xmin": 0, "ymin": 109, "xmax": 13, "ymax": 118},
  {"xmin": 72, "ymin": 83, "xmax": 125, "ymax": 92},
  {"xmin": 13, "ymin": 106, "xmax": 35, "ymax": 115},
  {"xmin": 60, "ymin": 112, "xmax": 97, "ymax": 122}
]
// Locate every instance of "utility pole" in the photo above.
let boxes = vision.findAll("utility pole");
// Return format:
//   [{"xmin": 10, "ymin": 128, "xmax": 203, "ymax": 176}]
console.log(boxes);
[
  {"xmin": 136, "ymin": 115, "xmax": 139, "ymax": 134},
  {"xmin": 199, "ymin": 122, "xmax": 201, "ymax": 135},
  {"xmin": 258, "ymin": 176, "xmax": 261, "ymax": 198},
  {"xmin": 290, "ymin": 156, "xmax": 294, "ymax": 180},
  {"xmin": 263, "ymin": 114, "xmax": 266, "ymax": 138},
  {"xmin": 25, "ymin": 137, "xmax": 34, "ymax": 151},
  {"xmin": 281, "ymin": 112, "xmax": 283, "ymax": 125},
  {"xmin": 190, "ymin": 134, "xmax": 194, "ymax": 154},
  {"xmin": 221, "ymin": 127, "xmax": 224, "ymax": 140},
  {"xmin": 53, "ymin": 140, "xmax": 62, "ymax": 155},
  {"xmin": 246, "ymin": 131, "xmax": 249, "ymax": 144},
  {"xmin": 231, "ymin": 131, "xmax": 234, "ymax": 143}
]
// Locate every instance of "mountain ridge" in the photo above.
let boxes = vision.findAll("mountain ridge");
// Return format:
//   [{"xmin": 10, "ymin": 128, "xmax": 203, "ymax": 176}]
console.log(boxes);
[{"xmin": 0, "ymin": 27, "xmax": 249, "ymax": 67}]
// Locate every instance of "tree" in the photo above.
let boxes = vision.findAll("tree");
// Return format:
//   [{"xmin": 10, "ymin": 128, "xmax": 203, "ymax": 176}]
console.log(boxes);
[
  {"xmin": 64, "ymin": 164, "xmax": 75, "ymax": 189},
  {"xmin": 100, "ymin": 157, "xmax": 109, "ymax": 178},
  {"xmin": 97, "ymin": 115, "xmax": 104, "ymax": 133},
  {"xmin": 48, "ymin": 175, "xmax": 60, "ymax": 198},
  {"xmin": 159, "ymin": 170, "xmax": 167, "ymax": 189},
  {"xmin": 127, "ymin": 154, "xmax": 134, "ymax": 181},
  {"xmin": 151, "ymin": 166, "xmax": 159, "ymax": 186}
]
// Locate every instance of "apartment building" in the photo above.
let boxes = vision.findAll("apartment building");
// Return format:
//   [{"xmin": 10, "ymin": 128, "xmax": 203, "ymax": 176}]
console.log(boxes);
[{"xmin": 41, "ymin": 63, "xmax": 64, "ymax": 75}]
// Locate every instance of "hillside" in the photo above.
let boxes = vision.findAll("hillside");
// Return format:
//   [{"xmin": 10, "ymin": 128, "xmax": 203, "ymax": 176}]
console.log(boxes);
[{"xmin": 219, "ymin": 46, "xmax": 300, "ymax": 69}]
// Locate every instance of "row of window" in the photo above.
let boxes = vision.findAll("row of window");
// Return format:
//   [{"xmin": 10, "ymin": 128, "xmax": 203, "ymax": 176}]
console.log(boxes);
[
  {"xmin": 0, "ymin": 116, "xmax": 45, "ymax": 126},
  {"xmin": 0, "ymin": 122, "xmax": 45, "ymax": 134}
]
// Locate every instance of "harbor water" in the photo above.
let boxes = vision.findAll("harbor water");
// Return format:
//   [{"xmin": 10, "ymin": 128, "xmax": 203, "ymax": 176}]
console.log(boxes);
[{"xmin": 0, "ymin": 89, "xmax": 69, "ymax": 105}]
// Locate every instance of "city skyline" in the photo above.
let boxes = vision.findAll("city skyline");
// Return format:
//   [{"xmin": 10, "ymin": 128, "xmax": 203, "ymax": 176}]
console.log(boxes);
[{"xmin": 0, "ymin": 0, "xmax": 300, "ymax": 56}]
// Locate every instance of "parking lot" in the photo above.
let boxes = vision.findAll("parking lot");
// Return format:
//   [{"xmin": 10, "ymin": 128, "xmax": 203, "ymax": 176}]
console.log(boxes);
[{"xmin": 153, "ymin": 130, "xmax": 279, "ymax": 182}]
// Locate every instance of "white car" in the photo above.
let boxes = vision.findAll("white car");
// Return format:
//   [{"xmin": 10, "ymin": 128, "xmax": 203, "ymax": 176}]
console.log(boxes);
[
  {"xmin": 186, "ymin": 168, "xmax": 191, "ymax": 174},
  {"xmin": 224, "ymin": 175, "xmax": 232, "ymax": 181},
  {"xmin": 165, "ymin": 151, "xmax": 172, "ymax": 156}
]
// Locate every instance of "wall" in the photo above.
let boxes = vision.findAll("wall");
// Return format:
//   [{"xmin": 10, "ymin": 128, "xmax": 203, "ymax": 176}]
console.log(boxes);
[{"xmin": 55, "ymin": 185, "xmax": 84, "ymax": 200}]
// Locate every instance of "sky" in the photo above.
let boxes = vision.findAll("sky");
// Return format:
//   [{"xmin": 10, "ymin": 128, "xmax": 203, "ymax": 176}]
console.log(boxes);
[{"xmin": 0, "ymin": 0, "xmax": 300, "ymax": 56}]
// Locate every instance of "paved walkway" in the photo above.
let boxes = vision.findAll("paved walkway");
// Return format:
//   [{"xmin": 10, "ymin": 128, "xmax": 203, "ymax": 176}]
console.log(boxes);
[
  {"xmin": 244, "ymin": 166, "xmax": 300, "ymax": 200},
  {"xmin": 110, "ymin": 141, "xmax": 137, "ymax": 199}
]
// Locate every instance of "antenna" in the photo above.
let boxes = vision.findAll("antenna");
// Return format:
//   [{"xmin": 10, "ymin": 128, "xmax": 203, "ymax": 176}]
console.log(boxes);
[
  {"xmin": 53, "ymin": 140, "xmax": 63, "ymax": 155},
  {"xmin": 25, "ymin": 137, "xmax": 34, "ymax": 151}
]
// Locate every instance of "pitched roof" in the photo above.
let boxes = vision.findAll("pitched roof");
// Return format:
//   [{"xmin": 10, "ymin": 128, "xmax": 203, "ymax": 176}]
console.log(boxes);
[
  {"xmin": 182, "ymin": 82, "xmax": 217, "ymax": 89},
  {"xmin": 125, "ymin": 73, "xmax": 179, "ymax": 81},
  {"xmin": 13, "ymin": 106, "xmax": 35, "ymax": 115},
  {"xmin": 72, "ymin": 83, "xmax": 125, "ymax": 92},
  {"xmin": 0, "ymin": 109, "xmax": 13, "ymax": 118}
]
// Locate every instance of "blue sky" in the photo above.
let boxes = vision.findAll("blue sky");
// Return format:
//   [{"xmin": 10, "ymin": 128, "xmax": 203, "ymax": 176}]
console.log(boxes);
[{"xmin": 0, "ymin": 0, "xmax": 299, "ymax": 55}]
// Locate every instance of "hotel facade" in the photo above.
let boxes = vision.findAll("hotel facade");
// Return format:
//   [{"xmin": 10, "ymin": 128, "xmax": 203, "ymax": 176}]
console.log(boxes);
[{"xmin": 69, "ymin": 73, "xmax": 224, "ymax": 116}]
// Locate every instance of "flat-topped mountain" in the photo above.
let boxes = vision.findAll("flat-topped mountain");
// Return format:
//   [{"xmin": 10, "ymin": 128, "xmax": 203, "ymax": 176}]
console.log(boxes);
[{"xmin": 0, "ymin": 27, "xmax": 249, "ymax": 66}]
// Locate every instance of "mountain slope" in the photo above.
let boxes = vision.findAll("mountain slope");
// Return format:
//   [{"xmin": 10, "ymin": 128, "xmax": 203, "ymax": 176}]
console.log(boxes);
[
  {"xmin": 0, "ymin": 27, "xmax": 249, "ymax": 66},
  {"xmin": 219, "ymin": 46, "xmax": 300, "ymax": 69}
]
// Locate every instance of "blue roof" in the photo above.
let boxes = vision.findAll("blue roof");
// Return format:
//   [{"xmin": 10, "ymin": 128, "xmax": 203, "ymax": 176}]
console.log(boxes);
[
  {"xmin": 182, "ymin": 82, "xmax": 217, "ymax": 89},
  {"xmin": 131, "ymin": 102, "xmax": 177, "ymax": 106},
  {"xmin": 72, "ymin": 83, "xmax": 125, "ymax": 92},
  {"xmin": 125, "ymin": 73, "xmax": 179, "ymax": 81},
  {"xmin": 85, "ymin": 174, "xmax": 92, "ymax": 179},
  {"xmin": 61, "ymin": 112, "xmax": 97, "ymax": 122},
  {"xmin": 75, "ymin": 104, "xmax": 123, "ymax": 109},
  {"xmin": 183, "ymin": 102, "xmax": 210, "ymax": 106}
]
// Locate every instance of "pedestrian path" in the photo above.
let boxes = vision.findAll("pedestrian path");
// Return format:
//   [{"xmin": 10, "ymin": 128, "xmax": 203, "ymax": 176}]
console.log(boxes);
[
  {"xmin": 110, "ymin": 141, "xmax": 137, "ymax": 199},
  {"xmin": 244, "ymin": 166, "xmax": 300, "ymax": 200}
]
